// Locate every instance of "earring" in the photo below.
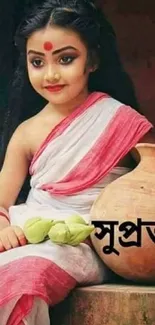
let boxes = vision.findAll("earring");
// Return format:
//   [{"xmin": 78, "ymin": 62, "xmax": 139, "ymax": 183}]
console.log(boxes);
[{"xmin": 90, "ymin": 66, "xmax": 98, "ymax": 73}]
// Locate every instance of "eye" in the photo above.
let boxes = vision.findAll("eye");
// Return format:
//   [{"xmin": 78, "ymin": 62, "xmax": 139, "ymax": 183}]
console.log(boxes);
[
  {"xmin": 59, "ymin": 56, "xmax": 75, "ymax": 65},
  {"xmin": 30, "ymin": 58, "xmax": 44, "ymax": 68}
]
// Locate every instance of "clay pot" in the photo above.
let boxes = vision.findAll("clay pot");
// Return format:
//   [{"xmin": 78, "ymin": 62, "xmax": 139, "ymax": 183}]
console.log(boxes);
[{"xmin": 91, "ymin": 143, "xmax": 155, "ymax": 282}]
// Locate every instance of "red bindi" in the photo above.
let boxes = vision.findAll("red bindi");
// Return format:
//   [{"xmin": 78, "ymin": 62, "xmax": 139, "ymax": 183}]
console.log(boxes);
[{"xmin": 43, "ymin": 41, "xmax": 53, "ymax": 51}]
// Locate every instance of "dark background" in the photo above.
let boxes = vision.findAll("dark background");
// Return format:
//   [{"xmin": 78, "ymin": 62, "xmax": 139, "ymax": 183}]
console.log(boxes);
[
  {"xmin": 102, "ymin": 0, "xmax": 155, "ymax": 124},
  {"xmin": 0, "ymin": 0, "xmax": 155, "ymax": 146}
]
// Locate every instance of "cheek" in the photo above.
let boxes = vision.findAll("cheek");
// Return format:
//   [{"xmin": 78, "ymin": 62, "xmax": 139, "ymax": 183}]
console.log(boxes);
[
  {"xmin": 27, "ymin": 66, "xmax": 42, "ymax": 87},
  {"xmin": 64, "ymin": 63, "xmax": 87, "ymax": 83}
]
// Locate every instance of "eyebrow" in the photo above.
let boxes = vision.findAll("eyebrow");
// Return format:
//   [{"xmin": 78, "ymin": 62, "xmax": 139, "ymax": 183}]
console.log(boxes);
[{"xmin": 27, "ymin": 46, "xmax": 78, "ymax": 56}]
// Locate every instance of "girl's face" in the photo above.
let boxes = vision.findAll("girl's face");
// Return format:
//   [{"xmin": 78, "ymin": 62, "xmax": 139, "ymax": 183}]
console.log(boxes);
[{"xmin": 26, "ymin": 25, "xmax": 93, "ymax": 107}]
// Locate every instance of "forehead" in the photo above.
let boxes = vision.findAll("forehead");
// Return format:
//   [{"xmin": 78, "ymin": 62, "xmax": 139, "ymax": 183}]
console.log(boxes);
[{"xmin": 27, "ymin": 25, "xmax": 86, "ymax": 51}]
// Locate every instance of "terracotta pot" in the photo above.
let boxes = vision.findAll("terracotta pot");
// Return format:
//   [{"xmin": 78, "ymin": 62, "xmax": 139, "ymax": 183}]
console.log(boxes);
[{"xmin": 91, "ymin": 143, "xmax": 155, "ymax": 282}]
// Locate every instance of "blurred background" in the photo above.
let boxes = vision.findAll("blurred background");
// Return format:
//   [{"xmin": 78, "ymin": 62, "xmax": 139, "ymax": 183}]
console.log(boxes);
[
  {"xmin": 0, "ymin": 0, "xmax": 155, "ymax": 154},
  {"xmin": 102, "ymin": 0, "xmax": 155, "ymax": 124}
]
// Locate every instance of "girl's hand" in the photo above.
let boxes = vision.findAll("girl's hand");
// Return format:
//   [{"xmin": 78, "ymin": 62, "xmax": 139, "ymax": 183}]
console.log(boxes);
[{"xmin": 0, "ymin": 226, "xmax": 27, "ymax": 252}]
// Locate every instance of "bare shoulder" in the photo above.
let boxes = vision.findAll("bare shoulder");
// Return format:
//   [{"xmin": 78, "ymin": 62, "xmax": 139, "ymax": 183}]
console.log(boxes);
[
  {"xmin": 17, "ymin": 105, "xmax": 68, "ymax": 158},
  {"xmin": 13, "ymin": 113, "xmax": 43, "ymax": 159},
  {"xmin": 0, "ymin": 119, "xmax": 35, "ymax": 208},
  {"xmin": 21, "ymin": 113, "xmax": 47, "ymax": 158},
  {"xmin": 8, "ymin": 118, "xmax": 35, "ymax": 160},
  {"xmin": 18, "ymin": 113, "xmax": 40, "ymax": 131},
  {"xmin": 21, "ymin": 107, "xmax": 65, "ymax": 158},
  {"xmin": 0, "ymin": 112, "xmax": 49, "ymax": 208}
]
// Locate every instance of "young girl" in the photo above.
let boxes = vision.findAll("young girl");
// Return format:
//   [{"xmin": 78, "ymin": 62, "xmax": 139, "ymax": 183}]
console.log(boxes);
[{"xmin": 0, "ymin": 0, "xmax": 153, "ymax": 324}]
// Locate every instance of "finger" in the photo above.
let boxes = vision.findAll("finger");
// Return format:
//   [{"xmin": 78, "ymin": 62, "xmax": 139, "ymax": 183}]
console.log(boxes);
[
  {"xmin": 0, "ymin": 239, "xmax": 5, "ymax": 252},
  {"xmin": 8, "ymin": 230, "xmax": 20, "ymax": 248},
  {"xmin": 18, "ymin": 236, "xmax": 27, "ymax": 246},
  {"xmin": 14, "ymin": 226, "xmax": 27, "ymax": 246},
  {"xmin": 0, "ymin": 233, "xmax": 12, "ymax": 250}
]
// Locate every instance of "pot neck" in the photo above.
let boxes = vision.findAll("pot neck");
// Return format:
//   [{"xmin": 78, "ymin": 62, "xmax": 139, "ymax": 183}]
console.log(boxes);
[{"xmin": 135, "ymin": 143, "xmax": 155, "ymax": 172}]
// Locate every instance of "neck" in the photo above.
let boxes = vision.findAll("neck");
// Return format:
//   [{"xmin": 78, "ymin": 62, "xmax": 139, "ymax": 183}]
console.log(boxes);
[{"xmin": 47, "ymin": 88, "xmax": 90, "ymax": 116}]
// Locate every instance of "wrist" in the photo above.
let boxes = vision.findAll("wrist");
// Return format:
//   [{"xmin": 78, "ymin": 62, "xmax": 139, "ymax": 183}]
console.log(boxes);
[
  {"xmin": 0, "ymin": 211, "xmax": 10, "ymax": 222},
  {"xmin": 0, "ymin": 210, "xmax": 10, "ymax": 230}
]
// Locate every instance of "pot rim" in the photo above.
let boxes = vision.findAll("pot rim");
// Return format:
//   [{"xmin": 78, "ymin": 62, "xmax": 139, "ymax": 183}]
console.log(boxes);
[{"xmin": 135, "ymin": 142, "xmax": 155, "ymax": 149}]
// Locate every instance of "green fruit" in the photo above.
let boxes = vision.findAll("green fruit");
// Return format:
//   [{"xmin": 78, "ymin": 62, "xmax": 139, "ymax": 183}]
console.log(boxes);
[
  {"xmin": 23, "ymin": 217, "xmax": 53, "ymax": 244},
  {"xmin": 51, "ymin": 220, "xmax": 65, "ymax": 226},
  {"xmin": 48, "ymin": 223, "xmax": 71, "ymax": 245},
  {"xmin": 65, "ymin": 215, "xmax": 87, "ymax": 226},
  {"xmin": 67, "ymin": 224, "xmax": 95, "ymax": 246}
]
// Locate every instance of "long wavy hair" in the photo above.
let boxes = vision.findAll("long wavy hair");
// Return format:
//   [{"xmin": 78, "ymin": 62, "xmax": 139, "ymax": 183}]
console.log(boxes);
[{"xmin": 0, "ymin": 0, "xmax": 139, "ymax": 166}]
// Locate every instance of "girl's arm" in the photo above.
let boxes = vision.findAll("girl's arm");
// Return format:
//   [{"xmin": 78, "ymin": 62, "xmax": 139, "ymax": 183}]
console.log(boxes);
[{"xmin": 0, "ymin": 122, "xmax": 31, "ymax": 229}]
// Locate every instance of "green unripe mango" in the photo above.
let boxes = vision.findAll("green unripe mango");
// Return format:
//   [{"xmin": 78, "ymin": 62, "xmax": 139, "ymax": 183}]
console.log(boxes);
[
  {"xmin": 23, "ymin": 215, "xmax": 94, "ymax": 247},
  {"xmin": 65, "ymin": 214, "xmax": 87, "ymax": 225},
  {"xmin": 51, "ymin": 220, "xmax": 65, "ymax": 226},
  {"xmin": 48, "ymin": 223, "xmax": 71, "ymax": 245},
  {"xmin": 23, "ymin": 217, "xmax": 53, "ymax": 244},
  {"xmin": 67, "ymin": 224, "xmax": 95, "ymax": 246}
]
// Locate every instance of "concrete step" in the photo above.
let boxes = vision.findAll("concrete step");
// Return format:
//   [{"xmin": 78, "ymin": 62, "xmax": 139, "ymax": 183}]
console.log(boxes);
[{"xmin": 51, "ymin": 283, "xmax": 155, "ymax": 325}]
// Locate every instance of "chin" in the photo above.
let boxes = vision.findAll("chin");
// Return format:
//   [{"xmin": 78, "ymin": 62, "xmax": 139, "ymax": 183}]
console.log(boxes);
[
  {"xmin": 40, "ymin": 87, "xmax": 85, "ymax": 106},
  {"xmin": 46, "ymin": 93, "xmax": 74, "ymax": 105}
]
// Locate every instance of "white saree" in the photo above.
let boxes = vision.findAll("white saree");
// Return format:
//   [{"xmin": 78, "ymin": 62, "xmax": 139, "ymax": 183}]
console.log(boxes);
[{"xmin": 0, "ymin": 92, "xmax": 152, "ymax": 324}]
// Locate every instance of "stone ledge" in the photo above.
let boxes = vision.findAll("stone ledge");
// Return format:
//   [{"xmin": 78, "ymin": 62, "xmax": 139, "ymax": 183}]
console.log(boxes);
[{"xmin": 51, "ymin": 284, "xmax": 155, "ymax": 325}]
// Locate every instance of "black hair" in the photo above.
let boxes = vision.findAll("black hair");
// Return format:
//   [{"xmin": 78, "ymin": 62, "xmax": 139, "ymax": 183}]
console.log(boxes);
[{"xmin": 0, "ymin": 0, "xmax": 139, "ymax": 166}]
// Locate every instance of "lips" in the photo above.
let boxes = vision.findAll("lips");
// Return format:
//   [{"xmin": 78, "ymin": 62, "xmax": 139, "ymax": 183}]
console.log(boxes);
[{"xmin": 45, "ymin": 85, "xmax": 65, "ymax": 92}]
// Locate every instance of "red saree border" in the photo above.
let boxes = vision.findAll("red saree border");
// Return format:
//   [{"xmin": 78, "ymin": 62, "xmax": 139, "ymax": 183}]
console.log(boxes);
[{"xmin": 41, "ymin": 105, "xmax": 153, "ymax": 195}]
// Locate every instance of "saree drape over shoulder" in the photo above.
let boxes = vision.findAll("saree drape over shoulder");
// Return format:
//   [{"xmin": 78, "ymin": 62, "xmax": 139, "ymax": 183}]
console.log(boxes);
[{"xmin": 0, "ymin": 92, "xmax": 152, "ymax": 325}]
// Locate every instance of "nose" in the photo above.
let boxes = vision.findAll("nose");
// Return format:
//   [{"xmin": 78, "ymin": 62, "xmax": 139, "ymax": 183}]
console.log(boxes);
[{"xmin": 44, "ymin": 65, "xmax": 61, "ymax": 83}]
